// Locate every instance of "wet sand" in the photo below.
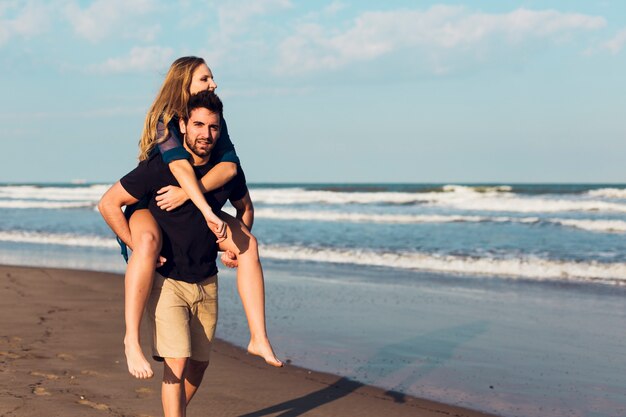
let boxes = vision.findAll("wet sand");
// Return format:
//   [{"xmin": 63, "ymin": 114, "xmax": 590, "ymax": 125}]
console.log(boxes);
[{"xmin": 0, "ymin": 265, "xmax": 498, "ymax": 417}]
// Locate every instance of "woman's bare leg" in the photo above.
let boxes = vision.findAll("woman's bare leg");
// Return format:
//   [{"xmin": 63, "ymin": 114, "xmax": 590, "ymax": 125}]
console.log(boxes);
[
  {"xmin": 125, "ymin": 209, "xmax": 162, "ymax": 379},
  {"xmin": 218, "ymin": 212, "xmax": 282, "ymax": 367}
]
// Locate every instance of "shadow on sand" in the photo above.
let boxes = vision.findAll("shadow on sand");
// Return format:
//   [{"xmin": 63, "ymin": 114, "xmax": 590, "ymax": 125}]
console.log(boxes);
[
  {"xmin": 239, "ymin": 321, "xmax": 488, "ymax": 416},
  {"xmin": 238, "ymin": 376, "xmax": 364, "ymax": 417}
]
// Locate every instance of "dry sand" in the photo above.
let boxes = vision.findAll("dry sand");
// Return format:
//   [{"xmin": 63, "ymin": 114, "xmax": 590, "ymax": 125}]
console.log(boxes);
[{"xmin": 0, "ymin": 265, "xmax": 498, "ymax": 417}]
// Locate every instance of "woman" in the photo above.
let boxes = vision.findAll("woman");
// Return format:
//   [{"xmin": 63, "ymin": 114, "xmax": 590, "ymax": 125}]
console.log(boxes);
[{"xmin": 122, "ymin": 56, "xmax": 281, "ymax": 379}]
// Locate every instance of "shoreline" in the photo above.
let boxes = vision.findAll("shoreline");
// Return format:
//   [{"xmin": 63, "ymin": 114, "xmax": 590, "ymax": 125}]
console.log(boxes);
[{"xmin": 0, "ymin": 264, "xmax": 498, "ymax": 417}]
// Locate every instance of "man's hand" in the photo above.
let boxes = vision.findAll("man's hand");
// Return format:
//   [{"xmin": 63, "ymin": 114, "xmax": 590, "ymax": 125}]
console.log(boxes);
[
  {"xmin": 220, "ymin": 250, "xmax": 238, "ymax": 268},
  {"xmin": 156, "ymin": 185, "xmax": 189, "ymax": 211}
]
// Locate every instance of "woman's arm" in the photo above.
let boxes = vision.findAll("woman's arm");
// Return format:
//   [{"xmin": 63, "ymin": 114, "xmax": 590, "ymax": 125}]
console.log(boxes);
[
  {"xmin": 198, "ymin": 162, "xmax": 237, "ymax": 192},
  {"xmin": 168, "ymin": 159, "xmax": 224, "ymax": 219}
]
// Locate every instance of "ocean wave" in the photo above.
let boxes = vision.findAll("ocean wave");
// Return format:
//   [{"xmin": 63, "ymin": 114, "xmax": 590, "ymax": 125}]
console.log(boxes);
[
  {"xmin": 0, "ymin": 184, "xmax": 109, "ymax": 201},
  {"xmin": 427, "ymin": 197, "xmax": 626, "ymax": 213},
  {"xmin": 249, "ymin": 188, "xmax": 424, "ymax": 205},
  {"xmin": 548, "ymin": 219, "xmax": 626, "ymax": 233},
  {"xmin": 0, "ymin": 230, "xmax": 117, "ymax": 248},
  {"xmin": 441, "ymin": 184, "xmax": 513, "ymax": 193},
  {"xmin": 415, "ymin": 187, "xmax": 626, "ymax": 213},
  {"xmin": 260, "ymin": 246, "xmax": 626, "ymax": 285},
  {"xmin": 254, "ymin": 208, "xmax": 539, "ymax": 225},
  {"xmin": 1, "ymin": 230, "xmax": 623, "ymax": 284},
  {"xmin": 4, "ymin": 184, "xmax": 626, "ymax": 215},
  {"xmin": 249, "ymin": 185, "xmax": 513, "ymax": 205},
  {"xmin": 254, "ymin": 209, "xmax": 626, "ymax": 233},
  {"xmin": 586, "ymin": 188, "xmax": 626, "ymax": 199},
  {"xmin": 249, "ymin": 187, "xmax": 626, "ymax": 213},
  {"xmin": 0, "ymin": 200, "xmax": 95, "ymax": 209}
]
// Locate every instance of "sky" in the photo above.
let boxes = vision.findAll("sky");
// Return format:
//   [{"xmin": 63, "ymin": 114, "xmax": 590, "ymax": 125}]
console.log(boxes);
[{"xmin": 1, "ymin": 0, "xmax": 625, "ymax": 184}]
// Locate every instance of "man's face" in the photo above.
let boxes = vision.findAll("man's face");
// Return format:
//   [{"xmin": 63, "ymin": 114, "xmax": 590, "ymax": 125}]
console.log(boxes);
[{"xmin": 180, "ymin": 107, "xmax": 221, "ymax": 158}]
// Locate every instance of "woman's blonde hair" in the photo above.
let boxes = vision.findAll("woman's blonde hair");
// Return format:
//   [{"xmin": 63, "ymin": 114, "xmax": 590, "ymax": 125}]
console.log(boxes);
[{"xmin": 138, "ymin": 56, "xmax": 206, "ymax": 161}]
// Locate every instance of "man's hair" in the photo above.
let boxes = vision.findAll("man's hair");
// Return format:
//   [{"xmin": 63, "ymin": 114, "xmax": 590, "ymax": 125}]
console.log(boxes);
[{"xmin": 183, "ymin": 90, "xmax": 223, "ymax": 122}]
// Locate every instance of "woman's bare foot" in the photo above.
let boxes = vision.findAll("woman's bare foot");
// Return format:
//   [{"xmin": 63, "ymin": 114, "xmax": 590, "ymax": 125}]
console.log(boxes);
[
  {"xmin": 247, "ymin": 338, "xmax": 283, "ymax": 367},
  {"xmin": 124, "ymin": 339, "xmax": 154, "ymax": 379}
]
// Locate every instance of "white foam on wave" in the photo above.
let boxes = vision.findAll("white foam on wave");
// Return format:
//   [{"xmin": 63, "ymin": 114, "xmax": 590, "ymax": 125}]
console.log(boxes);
[
  {"xmin": 0, "ymin": 184, "xmax": 109, "ymax": 201},
  {"xmin": 260, "ymin": 246, "xmax": 626, "ymax": 285},
  {"xmin": 587, "ymin": 188, "xmax": 626, "ymax": 199},
  {"xmin": 249, "ymin": 186, "xmax": 626, "ymax": 214},
  {"xmin": 0, "ymin": 230, "xmax": 117, "ymax": 248},
  {"xmin": 442, "ymin": 184, "xmax": 513, "ymax": 193},
  {"xmin": 249, "ymin": 185, "xmax": 512, "ymax": 206},
  {"xmin": 254, "ymin": 208, "xmax": 540, "ymax": 225},
  {"xmin": 0, "ymin": 200, "xmax": 95, "ymax": 209},
  {"xmin": 419, "ymin": 187, "xmax": 626, "ymax": 213},
  {"xmin": 249, "ymin": 188, "xmax": 423, "ymax": 205},
  {"xmin": 549, "ymin": 219, "xmax": 626, "ymax": 233},
  {"xmin": 254, "ymin": 208, "xmax": 626, "ymax": 233}
]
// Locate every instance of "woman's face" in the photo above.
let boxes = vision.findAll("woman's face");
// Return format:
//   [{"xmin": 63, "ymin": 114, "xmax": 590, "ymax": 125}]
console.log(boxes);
[{"xmin": 189, "ymin": 63, "xmax": 217, "ymax": 94}]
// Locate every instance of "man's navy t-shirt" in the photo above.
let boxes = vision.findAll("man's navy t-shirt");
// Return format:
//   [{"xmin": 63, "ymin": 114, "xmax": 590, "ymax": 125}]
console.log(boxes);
[{"xmin": 120, "ymin": 153, "xmax": 248, "ymax": 283}]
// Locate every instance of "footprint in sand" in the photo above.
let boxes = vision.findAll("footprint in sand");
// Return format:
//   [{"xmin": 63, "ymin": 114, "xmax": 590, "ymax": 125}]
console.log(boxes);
[
  {"xmin": 57, "ymin": 353, "xmax": 75, "ymax": 361},
  {"xmin": 30, "ymin": 371, "xmax": 60, "ymax": 380},
  {"xmin": 32, "ymin": 386, "xmax": 51, "ymax": 396},
  {"xmin": 78, "ymin": 398, "xmax": 110, "ymax": 411},
  {"xmin": 0, "ymin": 351, "xmax": 22, "ymax": 359},
  {"xmin": 81, "ymin": 369, "xmax": 107, "ymax": 377},
  {"xmin": 135, "ymin": 387, "xmax": 154, "ymax": 398}
]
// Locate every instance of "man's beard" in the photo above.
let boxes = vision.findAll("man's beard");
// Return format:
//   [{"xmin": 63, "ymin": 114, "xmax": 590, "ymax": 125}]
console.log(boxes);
[{"xmin": 185, "ymin": 136, "xmax": 212, "ymax": 157}]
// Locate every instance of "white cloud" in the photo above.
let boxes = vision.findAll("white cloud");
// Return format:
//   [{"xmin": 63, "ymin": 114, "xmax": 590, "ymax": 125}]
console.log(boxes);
[
  {"xmin": 323, "ymin": 1, "xmax": 346, "ymax": 16},
  {"xmin": 602, "ymin": 28, "xmax": 626, "ymax": 54},
  {"xmin": 0, "ymin": 1, "xmax": 52, "ymax": 45},
  {"xmin": 275, "ymin": 6, "xmax": 607, "ymax": 75},
  {"xmin": 201, "ymin": 0, "xmax": 292, "ymax": 64},
  {"xmin": 64, "ymin": 0, "xmax": 160, "ymax": 42},
  {"xmin": 94, "ymin": 46, "xmax": 174, "ymax": 74},
  {"xmin": 216, "ymin": 0, "xmax": 292, "ymax": 35}
]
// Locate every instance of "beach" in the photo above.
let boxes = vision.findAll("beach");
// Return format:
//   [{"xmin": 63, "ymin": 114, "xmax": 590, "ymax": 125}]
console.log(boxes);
[
  {"xmin": 1, "ymin": 182, "xmax": 626, "ymax": 416},
  {"xmin": 0, "ymin": 265, "xmax": 495, "ymax": 417}
]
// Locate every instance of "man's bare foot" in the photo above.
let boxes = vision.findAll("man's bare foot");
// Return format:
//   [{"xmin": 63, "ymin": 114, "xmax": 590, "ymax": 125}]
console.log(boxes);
[
  {"xmin": 247, "ymin": 338, "xmax": 283, "ymax": 367},
  {"xmin": 124, "ymin": 339, "xmax": 154, "ymax": 379}
]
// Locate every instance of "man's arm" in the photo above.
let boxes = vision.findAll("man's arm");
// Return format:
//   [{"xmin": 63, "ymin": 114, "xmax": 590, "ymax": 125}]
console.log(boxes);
[
  {"xmin": 230, "ymin": 191, "xmax": 254, "ymax": 230},
  {"xmin": 98, "ymin": 182, "xmax": 140, "ymax": 250}
]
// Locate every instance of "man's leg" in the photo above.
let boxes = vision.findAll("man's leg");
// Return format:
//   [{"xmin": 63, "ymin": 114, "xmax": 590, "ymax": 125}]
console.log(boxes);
[
  {"xmin": 184, "ymin": 359, "xmax": 209, "ymax": 404},
  {"xmin": 183, "ymin": 274, "xmax": 218, "ymax": 408},
  {"xmin": 162, "ymin": 357, "xmax": 188, "ymax": 417}
]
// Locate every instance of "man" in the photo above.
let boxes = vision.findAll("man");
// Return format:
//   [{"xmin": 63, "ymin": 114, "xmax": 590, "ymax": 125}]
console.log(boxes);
[{"xmin": 99, "ymin": 91, "xmax": 252, "ymax": 417}]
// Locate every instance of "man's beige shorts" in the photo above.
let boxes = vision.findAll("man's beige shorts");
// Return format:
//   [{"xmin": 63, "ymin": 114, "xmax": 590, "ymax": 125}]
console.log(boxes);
[{"xmin": 146, "ymin": 273, "xmax": 218, "ymax": 362}]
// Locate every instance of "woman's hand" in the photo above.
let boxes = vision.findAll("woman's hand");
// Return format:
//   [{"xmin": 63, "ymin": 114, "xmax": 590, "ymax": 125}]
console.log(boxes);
[
  {"xmin": 156, "ymin": 185, "xmax": 189, "ymax": 211},
  {"xmin": 207, "ymin": 218, "xmax": 227, "ymax": 243},
  {"xmin": 220, "ymin": 250, "xmax": 238, "ymax": 268},
  {"xmin": 156, "ymin": 255, "xmax": 167, "ymax": 267}
]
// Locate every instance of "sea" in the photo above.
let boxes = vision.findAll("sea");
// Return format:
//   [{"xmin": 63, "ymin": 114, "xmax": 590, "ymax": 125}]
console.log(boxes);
[{"xmin": 1, "ymin": 182, "xmax": 625, "ymax": 417}]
